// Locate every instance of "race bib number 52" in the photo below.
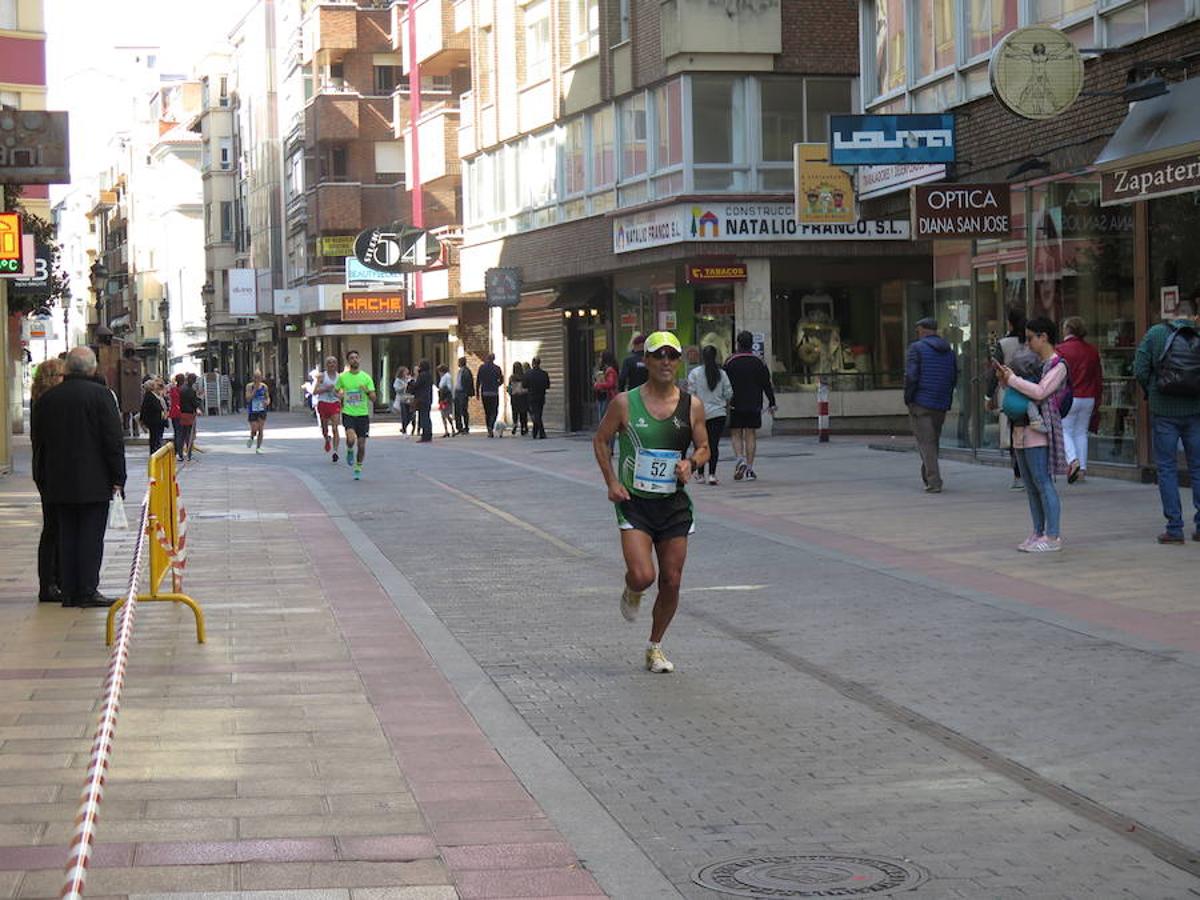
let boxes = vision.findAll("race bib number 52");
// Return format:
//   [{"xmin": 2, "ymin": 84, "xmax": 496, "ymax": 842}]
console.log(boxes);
[{"xmin": 633, "ymin": 448, "xmax": 681, "ymax": 494}]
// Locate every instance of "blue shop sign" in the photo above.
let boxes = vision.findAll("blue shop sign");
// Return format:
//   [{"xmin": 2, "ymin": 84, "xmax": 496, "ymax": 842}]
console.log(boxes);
[{"xmin": 829, "ymin": 114, "xmax": 956, "ymax": 166}]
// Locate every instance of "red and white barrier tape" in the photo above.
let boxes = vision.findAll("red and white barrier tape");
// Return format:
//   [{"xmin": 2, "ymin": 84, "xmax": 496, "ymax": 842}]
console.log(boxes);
[{"xmin": 61, "ymin": 493, "xmax": 151, "ymax": 900}]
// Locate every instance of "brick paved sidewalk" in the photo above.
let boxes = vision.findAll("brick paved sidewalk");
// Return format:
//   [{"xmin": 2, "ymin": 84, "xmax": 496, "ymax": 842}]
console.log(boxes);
[{"xmin": 0, "ymin": 441, "xmax": 605, "ymax": 899}]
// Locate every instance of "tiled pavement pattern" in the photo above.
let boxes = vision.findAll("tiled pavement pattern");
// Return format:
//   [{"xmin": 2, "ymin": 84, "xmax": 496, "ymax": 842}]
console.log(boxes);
[
  {"xmin": 0, "ymin": 437, "xmax": 602, "ymax": 899},
  {"xmin": 3, "ymin": 414, "xmax": 1200, "ymax": 899}
]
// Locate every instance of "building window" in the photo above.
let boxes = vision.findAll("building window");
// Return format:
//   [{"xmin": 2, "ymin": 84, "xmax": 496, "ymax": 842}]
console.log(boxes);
[
  {"xmin": 321, "ymin": 145, "xmax": 349, "ymax": 180},
  {"xmin": 374, "ymin": 65, "xmax": 399, "ymax": 94},
  {"xmin": 219, "ymin": 138, "xmax": 233, "ymax": 170},
  {"xmin": 760, "ymin": 79, "xmax": 805, "ymax": 162},
  {"xmin": 915, "ymin": 0, "xmax": 956, "ymax": 79},
  {"xmin": 653, "ymin": 80, "xmax": 682, "ymax": 170},
  {"xmin": 422, "ymin": 74, "xmax": 453, "ymax": 93},
  {"xmin": 618, "ymin": 0, "xmax": 630, "ymax": 42},
  {"xmin": 966, "ymin": 0, "xmax": 1018, "ymax": 59},
  {"xmin": 478, "ymin": 27, "xmax": 494, "ymax": 104},
  {"xmin": 873, "ymin": 0, "xmax": 907, "ymax": 97},
  {"xmin": 691, "ymin": 76, "xmax": 747, "ymax": 189},
  {"xmin": 591, "ymin": 105, "xmax": 615, "ymax": 187},
  {"xmin": 220, "ymin": 202, "xmax": 234, "ymax": 242},
  {"xmin": 804, "ymin": 79, "xmax": 854, "ymax": 144},
  {"xmin": 563, "ymin": 118, "xmax": 586, "ymax": 195},
  {"xmin": 0, "ymin": 0, "xmax": 16, "ymax": 29},
  {"xmin": 0, "ymin": 90, "xmax": 18, "ymax": 109},
  {"xmin": 374, "ymin": 140, "xmax": 405, "ymax": 180},
  {"xmin": 570, "ymin": 0, "xmax": 599, "ymax": 61},
  {"xmin": 218, "ymin": 76, "xmax": 229, "ymax": 106},
  {"xmin": 524, "ymin": 0, "xmax": 551, "ymax": 83},
  {"xmin": 619, "ymin": 93, "xmax": 647, "ymax": 180}
]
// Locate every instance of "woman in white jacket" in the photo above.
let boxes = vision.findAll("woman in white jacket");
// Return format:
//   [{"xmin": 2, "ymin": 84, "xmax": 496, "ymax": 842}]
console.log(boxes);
[{"xmin": 687, "ymin": 345, "xmax": 734, "ymax": 484}]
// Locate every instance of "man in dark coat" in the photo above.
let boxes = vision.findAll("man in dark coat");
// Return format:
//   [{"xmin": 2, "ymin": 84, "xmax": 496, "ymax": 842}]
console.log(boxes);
[
  {"xmin": 453, "ymin": 357, "xmax": 475, "ymax": 435},
  {"xmin": 618, "ymin": 333, "xmax": 649, "ymax": 392},
  {"xmin": 523, "ymin": 357, "xmax": 551, "ymax": 439},
  {"xmin": 31, "ymin": 347, "xmax": 127, "ymax": 608},
  {"xmin": 904, "ymin": 317, "xmax": 958, "ymax": 493},
  {"xmin": 475, "ymin": 352, "xmax": 505, "ymax": 437}
]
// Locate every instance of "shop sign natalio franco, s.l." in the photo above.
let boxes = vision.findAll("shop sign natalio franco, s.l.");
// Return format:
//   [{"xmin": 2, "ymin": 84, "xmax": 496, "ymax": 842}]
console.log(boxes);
[
  {"xmin": 911, "ymin": 183, "xmax": 1012, "ymax": 238},
  {"xmin": 612, "ymin": 203, "xmax": 910, "ymax": 253}
]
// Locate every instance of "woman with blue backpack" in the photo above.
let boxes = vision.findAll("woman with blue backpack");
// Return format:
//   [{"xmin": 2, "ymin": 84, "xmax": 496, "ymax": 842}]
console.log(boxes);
[{"xmin": 995, "ymin": 316, "xmax": 1072, "ymax": 553}]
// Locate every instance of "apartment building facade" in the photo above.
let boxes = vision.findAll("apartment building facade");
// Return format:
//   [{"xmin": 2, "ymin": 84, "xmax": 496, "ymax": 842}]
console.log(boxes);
[
  {"xmin": 855, "ymin": 1, "xmax": 1200, "ymax": 475},
  {"xmin": 455, "ymin": 0, "xmax": 930, "ymax": 433}
]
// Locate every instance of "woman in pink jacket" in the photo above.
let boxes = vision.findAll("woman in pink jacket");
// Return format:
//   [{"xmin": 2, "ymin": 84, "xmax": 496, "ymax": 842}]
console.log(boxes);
[{"xmin": 996, "ymin": 316, "xmax": 1070, "ymax": 553}]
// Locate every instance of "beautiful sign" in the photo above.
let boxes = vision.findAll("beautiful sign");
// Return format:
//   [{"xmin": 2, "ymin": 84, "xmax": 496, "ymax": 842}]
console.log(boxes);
[
  {"xmin": 829, "ymin": 114, "xmax": 956, "ymax": 166},
  {"xmin": 227, "ymin": 268, "xmax": 258, "ymax": 317},
  {"xmin": 346, "ymin": 256, "xmax": 406, "ymax": 289},
  {"xmin": 613, "ymin": 203, "xmax": 909, "ymax": 253},
  {"xmin": 342, "ymin": 292, "xmax": 406, "ymax": 322},
  {"xmin": 858, "ymin": 163, "xmax": 946, "ymax": 200},
  {"xmin": 794, "ymin": 144, "xmax": 854, "ymax": 225},
  {"xmin": 686, "ymin": 262, "xmax": 748, "ymax": 284},
  {"xmin": 318, "ymin": 235, "xmax": 356, "ymax": 257},
  {"xmin": 485, "ymin": 267, "xmax": 522, "ymax": 307},
  {"xmin": 1100, "ymin": 152, "xmax": 1200, "ymax": 206},
  {"xmin": 990, "ymin": 27, "xmax": 1084, "ymax": 121},
  {"xmin": 912, "ymin": 183, "xmax": 1012, "ymax": 238}
]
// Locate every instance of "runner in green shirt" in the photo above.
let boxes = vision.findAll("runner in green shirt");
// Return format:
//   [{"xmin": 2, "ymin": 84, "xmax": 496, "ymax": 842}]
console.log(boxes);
[
  {"xmin": 593, "ymin": 331, "xmax": 709, "ymax": 674},
  {"xmin": 335, "ymin": 350, "xmax": 376, "ymax": 480}
]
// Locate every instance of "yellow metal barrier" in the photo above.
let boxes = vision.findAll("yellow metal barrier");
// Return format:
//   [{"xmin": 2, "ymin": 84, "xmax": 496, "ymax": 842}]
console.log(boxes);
[{"xmin": 106, "ymin": 446, "xmax": 205, "ymax": 645}]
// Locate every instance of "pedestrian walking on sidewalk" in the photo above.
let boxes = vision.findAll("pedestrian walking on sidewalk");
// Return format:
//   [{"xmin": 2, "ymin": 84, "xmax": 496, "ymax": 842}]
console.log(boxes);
[
  {"xmin": 904, "ymin": 317, "xmax": 958, "ymax": 493},
  {"xmin": 594, "ymin": 350, "xmax": 618, "ymax": 424},
  {"xmin": 453, "ymin": 357, "xmax": 474, "ymax": 435},
  {"xmin": 508, "ymin": 361, "xmax": 529, "ymax": 435},
  {"xmin": 524, "ymin": 357, "xmax": 551, "ymax": 439},
  {"xmin": 31, "ymin": 347, "xmax": 126, "ymax": 609},
  {"xmin": 996, "ymin": 316, "xmax": 1069, "ymax": 552},
  {"xmin": 594, "ymin": 331, "xmax": 710, "ymax": 674},
  {"xmin": 175, "ymin": 376, "xmax": 202, "ymax": 462},
  {"xmin": 987, "ymin": 308, "xmax": 1028, "ymax": 490},
  {"xmin": 437, "ymin": 364, "xmax": 454, "ymax": 437},
  {"xmin": 30, "ymin": 357, "xmax": 65, "ymax": 605},
  {"xmin": 392, "ymin": 366, "xmax": 414, "ymax": 436},
  {"xmin": 245, "ymin": 371, "xmax": 271, "ymax": 454},
  {"xmin": 167, "ymin": 373, "xmax": 184, "ymax": 444},
  {"xmin": 477, "ymin": 353, "xmax": 505, "ymax": 437},
  {"xmin": 618, "ymin": 333, "xmax": 649, "ymax": 392},
  {"xmin": 184, "ymin": 373, "xmax": 203, "ymax": 458},
  {"xmin": 1133, "ymin": 298, "xmax": 1200, "ymax": 544},
  {"xmin": 337, "ymin": 350, "xmax": 377, "ymax": 479},
  {"xmin": 140, "ymin": 377, "xmax": 167, "ymax": 455},
  {"xmin": 688, "ymin": 345, "xmax": 733, "ymax": 484},
  {"xmin": 1056, "ymin": 317, "xmax": 1103, "ymax": 484},
  {"xmin": 412, "ymin": 360, "xmax": 434, "ymax": 442},
  {"xmin": 724, "ymin": 331, "xmax": 776, "ymax": 481},
  {"xmin": 315, "ymin": 356, "xmax": 343, "ymax": 462}
]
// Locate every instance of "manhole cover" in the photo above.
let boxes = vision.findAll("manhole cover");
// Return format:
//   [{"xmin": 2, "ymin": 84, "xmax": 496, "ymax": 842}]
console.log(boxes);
[{"xmin": 692, "ymin": 854, "xmax": 929, "ymax": 897}]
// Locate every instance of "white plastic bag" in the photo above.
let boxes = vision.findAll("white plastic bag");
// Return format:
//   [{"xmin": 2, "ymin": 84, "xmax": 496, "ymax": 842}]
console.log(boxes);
[{"xmin": 107, "ymin": 495, "xmax": 129, "ymax": 531}]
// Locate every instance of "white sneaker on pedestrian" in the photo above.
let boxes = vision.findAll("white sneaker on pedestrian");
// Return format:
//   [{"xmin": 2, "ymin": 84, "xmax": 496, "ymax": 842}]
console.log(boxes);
[
  {"xmin": 707, "ymin": 474, "xmax": 719, "ymax": 485},
  {"xmin": 1017, "ymin": 534, "xmax": 1042, "ymax": 552},
  {"xmin": 734, "ymin": 459, "xmax": 747, "ymax": 481},
  {"xmin": 1028, "ymin": 537, "xmax": 1063, "ymax": 553}
]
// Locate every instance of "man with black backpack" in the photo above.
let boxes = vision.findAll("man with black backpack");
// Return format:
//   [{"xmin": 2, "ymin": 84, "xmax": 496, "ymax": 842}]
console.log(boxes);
[{"xmin": 1134, "ymin": 298, "xmax": 1200, "ymax": 544}]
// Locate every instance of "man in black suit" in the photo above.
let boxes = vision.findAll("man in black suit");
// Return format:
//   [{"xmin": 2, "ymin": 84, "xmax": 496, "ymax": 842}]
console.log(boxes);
[
  {"xmin": 452, "ymin": 356, "xmax": 475, "ymax": 435},
  {"xmin": 523, "ymin": 357, "xmax": 551, "ymax": 439},
  {"xmin": 31, "ymin": 347, "xmax": 127, "ymax": 608}
]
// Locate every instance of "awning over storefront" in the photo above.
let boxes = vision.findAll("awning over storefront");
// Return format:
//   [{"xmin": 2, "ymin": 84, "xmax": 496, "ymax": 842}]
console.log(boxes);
[
  {"xmin": 306, "ymin": 316, "xmax": 457, "ymax": 337},
  {"xmin": 1095, "ymin": 77, "xmax": 1200, "ymax": 206}
]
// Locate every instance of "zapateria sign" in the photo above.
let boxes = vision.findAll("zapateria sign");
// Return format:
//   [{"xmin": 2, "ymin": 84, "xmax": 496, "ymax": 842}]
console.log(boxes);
[
  {"xmin": 1100, "ymin": 152, "xmax": 1200, "ymax": 206},
  {"xmin": 912, "ymin": 183, "xmax": 1012, "ymax": 238}
]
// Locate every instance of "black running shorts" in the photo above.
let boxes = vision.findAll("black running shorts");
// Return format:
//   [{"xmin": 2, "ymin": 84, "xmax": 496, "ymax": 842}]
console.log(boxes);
[
  {"xmin": 342, "ymin": 414, "xmax": 370, "ymax": 438},
  {"xmin": 615, "ymin": 490, "xmax": 695, "ymax": 543}
]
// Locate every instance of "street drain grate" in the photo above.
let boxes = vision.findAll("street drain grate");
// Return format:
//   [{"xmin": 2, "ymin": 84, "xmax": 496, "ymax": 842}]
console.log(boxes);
[{"xmin": 692, "ymin": 854, "xmax": 929, "ymax": 897}]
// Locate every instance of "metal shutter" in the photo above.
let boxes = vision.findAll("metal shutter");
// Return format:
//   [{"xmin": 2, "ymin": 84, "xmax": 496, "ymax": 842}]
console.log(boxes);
[{"xmin": 510, "ymin": 308, "xmax": 566, "ymax": 433}]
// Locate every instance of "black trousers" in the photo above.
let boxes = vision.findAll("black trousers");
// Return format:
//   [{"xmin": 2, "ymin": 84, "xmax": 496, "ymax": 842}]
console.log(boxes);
[
  {"xmin": 148, "ymin": 423, "xmax": 165, "ymax": 455},
  {"xmin": 38, "ymin": 498, "xmax": 59, "ymax": 598},
  {"xmin": 174, "ymin": 422, "xmax": 193, "ymax": 459},
  {"xmin": 418, "ymin": 406, "xmax": 432, "ymax": 441},
  {"xmin": 511, "ymin": 395, "xmax": 529, "ymax": 434},
  {"xmin": 399, "ymin": 402, "xmax": 413, "ymax": 432},
  {"xmin": 530, "ymin": 398, "xmax": 546, "ymax": 438},
  {"xmin": 453, "ymin": 393, "xmax": 471, "ymax": 432},
  {"xmin": 51, "ymin": 502, "xmax": 109, "ymax": 602},
  {"xmin": 705, "ymin": 415, "xmax": 726, "ymax": 475},
  {"xmin": 482, "ymin": 395, "xmax": 499, "ymax": 434}
]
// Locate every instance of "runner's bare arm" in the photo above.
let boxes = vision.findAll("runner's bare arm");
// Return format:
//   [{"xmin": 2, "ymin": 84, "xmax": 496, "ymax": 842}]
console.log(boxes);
[
  {"xmin": 681, "ymin": 394, "xmax": 710, "ymax": 481},
  {"xmin": 594, "ymin": 393, "xmax": 630, "ymax": 503}
]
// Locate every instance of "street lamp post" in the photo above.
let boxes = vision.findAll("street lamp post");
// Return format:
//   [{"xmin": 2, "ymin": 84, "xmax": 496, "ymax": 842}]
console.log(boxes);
[
  {"xmin": 89, "ymin": 260, "xmax": 109, "ymax": 339},
  {"xmin": 201, "ymin": 281, "xmax": 215, "ymax": 372}
]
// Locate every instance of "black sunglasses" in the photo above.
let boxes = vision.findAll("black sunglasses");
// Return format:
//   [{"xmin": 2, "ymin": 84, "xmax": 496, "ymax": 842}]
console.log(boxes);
[{"xmin": 648, "ymin": 348, "xmax": 681, "ymax": 360}]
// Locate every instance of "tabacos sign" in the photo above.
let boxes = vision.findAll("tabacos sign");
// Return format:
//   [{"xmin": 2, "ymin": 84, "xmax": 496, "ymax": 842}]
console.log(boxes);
[{"xmin": 911, "ymin": 183, "xmax": 1012, "ymax": 238}]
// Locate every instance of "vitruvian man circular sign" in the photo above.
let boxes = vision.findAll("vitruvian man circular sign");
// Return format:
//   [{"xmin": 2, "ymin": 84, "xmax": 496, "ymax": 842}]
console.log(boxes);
[{"xmin": 990, "ymin": 26, "xmax": 1084, "ymax": 121}]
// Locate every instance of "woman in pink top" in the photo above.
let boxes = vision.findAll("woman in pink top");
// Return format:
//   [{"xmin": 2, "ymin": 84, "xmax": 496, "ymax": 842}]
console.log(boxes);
[{"xmin": 997, "ymin": 316, "xmax": 1069, "ymax": 553}]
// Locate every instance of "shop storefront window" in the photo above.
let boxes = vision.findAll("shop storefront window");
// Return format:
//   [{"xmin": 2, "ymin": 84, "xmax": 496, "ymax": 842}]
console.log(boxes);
[
  {"xmin": 1030, "ymin": 179, "xmax": 1136, "ymax": 464},
  {"xmin": 1149, "ymin": 192, "xmax": 1200, "ymax": 317}
]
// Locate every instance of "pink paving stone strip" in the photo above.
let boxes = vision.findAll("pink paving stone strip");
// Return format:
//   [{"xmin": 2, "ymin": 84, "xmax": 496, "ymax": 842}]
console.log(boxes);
[
  {"xmin": 0, "ymin": 843, "xmax": 134, "ymax": 871},
  {"xmin": 133, "ymin": 837, "xmax": 336, "ymax": 866},
  {"xmin": 453, "ymin": 866, "xmax": 605, "ymax": 899},
  {"xmin": 336, "ymin": 835, "xmax": 439, "ymax": 861},
  {"xmin": 442, "ymin": 843, "xmax": 581, "ymax": 871}
]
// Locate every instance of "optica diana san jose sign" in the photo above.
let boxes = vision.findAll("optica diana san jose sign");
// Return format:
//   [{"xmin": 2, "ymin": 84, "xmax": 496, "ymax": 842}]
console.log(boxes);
[{"xmin": 612, "ymin": 203, "xmax": 909, "ymax": 254}]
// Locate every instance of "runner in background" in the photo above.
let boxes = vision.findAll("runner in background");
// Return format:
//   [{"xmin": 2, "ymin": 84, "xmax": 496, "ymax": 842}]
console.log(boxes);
[
  {"xmin": 245, "ymin": 371, "xmax": 271, "ymax": 454},
  {"xmin": 314, "ymin": 356, "xmax": 343, "ymax": 462}
]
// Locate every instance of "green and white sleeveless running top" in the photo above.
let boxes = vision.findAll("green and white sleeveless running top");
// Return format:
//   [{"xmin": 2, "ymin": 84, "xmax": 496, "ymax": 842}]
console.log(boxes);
[{"xmin": 618, "ymin": 387, "xmax": 693, "ymax": 499}]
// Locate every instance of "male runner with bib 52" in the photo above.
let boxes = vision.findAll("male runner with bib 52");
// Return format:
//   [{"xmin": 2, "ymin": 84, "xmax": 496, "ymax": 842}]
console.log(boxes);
[{"xmin": 594, "ymin": 331, "xmax": 709, "ymax": 673}]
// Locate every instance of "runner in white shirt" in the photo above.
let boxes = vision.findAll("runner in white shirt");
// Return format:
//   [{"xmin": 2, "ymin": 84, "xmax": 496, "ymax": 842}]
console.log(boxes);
[{"xmin": 314, "ymin": 356, "xmax": 343, "ymax": 462}]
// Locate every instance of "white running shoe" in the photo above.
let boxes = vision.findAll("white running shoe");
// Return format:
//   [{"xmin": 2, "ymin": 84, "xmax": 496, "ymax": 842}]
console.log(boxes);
[{"xmin": 646, "ymin": 646, "xmax": 675, "ymax": 673}]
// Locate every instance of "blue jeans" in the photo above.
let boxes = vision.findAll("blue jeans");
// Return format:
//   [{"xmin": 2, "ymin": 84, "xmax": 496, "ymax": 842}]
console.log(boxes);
[
  {"xmin": 1016, "ymin": 446, "xmax": 1061, "ymax": 538},
  {"xmin": 1151, "ymin": 414, "xmax": 1200, "ymax": 536}
]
